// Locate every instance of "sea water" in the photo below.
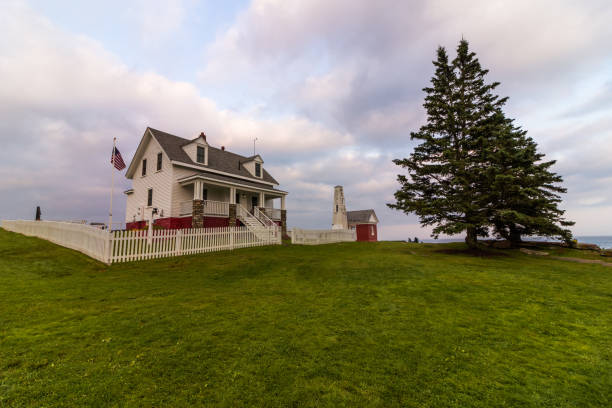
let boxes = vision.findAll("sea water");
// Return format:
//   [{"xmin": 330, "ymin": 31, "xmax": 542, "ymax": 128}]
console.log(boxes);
[{"xmin": 576, "ymin": 236, "xmax": 612, "ymax": 249}]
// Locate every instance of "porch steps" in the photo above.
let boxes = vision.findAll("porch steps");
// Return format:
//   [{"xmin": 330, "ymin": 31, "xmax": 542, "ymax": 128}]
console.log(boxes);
[{"xmin": 237, "ymin": 207, "xmax": 276, "ymax": 242}]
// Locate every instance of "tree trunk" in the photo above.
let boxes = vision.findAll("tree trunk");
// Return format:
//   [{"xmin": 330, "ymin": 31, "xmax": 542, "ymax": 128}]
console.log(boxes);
[
  {"xmin": 509, "ymin": 226, "xmax": 522, "ymax": 247},
  {"xmin": 465, "ymin": 227, "xmax": 478, "ymax": 249}
]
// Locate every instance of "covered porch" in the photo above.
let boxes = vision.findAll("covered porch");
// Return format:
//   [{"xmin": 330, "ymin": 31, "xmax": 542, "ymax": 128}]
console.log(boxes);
[{"xmin": 176, "ymin": 175, "xmax": 288, "ymax": 234}]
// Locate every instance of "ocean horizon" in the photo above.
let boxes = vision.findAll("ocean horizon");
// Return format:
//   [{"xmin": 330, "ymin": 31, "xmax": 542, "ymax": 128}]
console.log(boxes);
[{"xmin": 420, "ymin": 236, "xmax": 612, "ymax": 249}]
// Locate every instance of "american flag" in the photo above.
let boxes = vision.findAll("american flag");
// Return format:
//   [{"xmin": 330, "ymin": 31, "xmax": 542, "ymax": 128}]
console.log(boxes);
[{"xmin": 111, "ymin": 146, "xmax": 126, "ymax": 170}]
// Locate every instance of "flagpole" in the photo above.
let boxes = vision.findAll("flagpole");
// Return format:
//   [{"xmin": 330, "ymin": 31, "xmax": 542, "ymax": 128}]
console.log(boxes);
[{"xmin": 108, "ymin": 137, "xmax": 116, "ymax": 231}]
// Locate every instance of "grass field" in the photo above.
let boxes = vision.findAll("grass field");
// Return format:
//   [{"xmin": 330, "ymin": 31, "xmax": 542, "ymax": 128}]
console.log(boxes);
[{"xmin": 1, "ymin": 228, "xmax": 611, "ymax": 407}]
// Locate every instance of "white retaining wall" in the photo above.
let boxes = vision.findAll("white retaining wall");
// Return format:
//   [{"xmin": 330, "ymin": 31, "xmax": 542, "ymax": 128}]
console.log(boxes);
[
  {"xmin": 291, "ymin": 228, "xmax": 356, "ymax": 245},
  {"xmin": 2, "ymin": 220, "xmax": 110, "ymax": 263}
]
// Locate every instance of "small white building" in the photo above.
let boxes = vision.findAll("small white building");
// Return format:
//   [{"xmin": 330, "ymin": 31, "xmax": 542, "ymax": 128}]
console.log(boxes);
[{"xmin": 123, "ymin": 127, "xmax": 288, "ymax": 236}]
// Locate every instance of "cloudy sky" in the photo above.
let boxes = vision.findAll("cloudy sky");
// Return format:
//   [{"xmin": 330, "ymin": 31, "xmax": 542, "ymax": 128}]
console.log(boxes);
[{"xmin": 1, "ymin": 0, "xmax": 611, "ymax": 239}]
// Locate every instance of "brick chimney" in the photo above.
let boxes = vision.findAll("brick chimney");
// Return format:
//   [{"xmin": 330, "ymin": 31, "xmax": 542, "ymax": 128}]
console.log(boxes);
[
  {"xmin": 221, "ymin": 146, "xmax": 225, "ymax": 151},
  {"xmin": 200, "ymin": 132, "xmax": 206, "ymax": 142}
]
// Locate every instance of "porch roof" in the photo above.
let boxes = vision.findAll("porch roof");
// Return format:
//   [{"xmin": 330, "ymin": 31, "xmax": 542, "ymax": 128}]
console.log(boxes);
[{"xmin": 178, "ymin": 171, "xmax": 288, "ymax": 195}]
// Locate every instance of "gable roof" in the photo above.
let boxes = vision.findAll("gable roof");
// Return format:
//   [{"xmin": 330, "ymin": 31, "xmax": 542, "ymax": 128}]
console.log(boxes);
[
  {"xmin": 347, "ymin": 209, "xmax": 378, "ymax": 224},
  {"xmin": 148, "ymin": 127, "xmax": 279, "ymax": 185}
]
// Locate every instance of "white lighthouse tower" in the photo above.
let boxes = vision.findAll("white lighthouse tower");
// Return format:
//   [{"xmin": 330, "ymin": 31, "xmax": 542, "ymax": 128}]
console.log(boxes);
[{"xmin": 332, "ymin": 185, "xmax": 348, "ymax": 230}]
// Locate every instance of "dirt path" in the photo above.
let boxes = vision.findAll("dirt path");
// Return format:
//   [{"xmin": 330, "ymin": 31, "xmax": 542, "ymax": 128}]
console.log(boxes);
[
  {"xmin": 519, "ymin": 248, "xmax": 612, "ymax": 267},
  {"xmin": 549, "ymin": 256, "xmax": 612, "ymax": 267}
]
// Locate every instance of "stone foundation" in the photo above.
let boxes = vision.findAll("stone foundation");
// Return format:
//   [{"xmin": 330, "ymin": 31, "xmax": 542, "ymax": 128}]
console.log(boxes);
[
  {"xmin": 192, "ymin": 199, "xmax": 204, "ymax": 228},
  {"xmin": 280, "ymin": 209, "xmax": 287, "ymax": 239},
  {"xmin": 229, "ymin": 204, "xmax": 237, "ymax": 227}
]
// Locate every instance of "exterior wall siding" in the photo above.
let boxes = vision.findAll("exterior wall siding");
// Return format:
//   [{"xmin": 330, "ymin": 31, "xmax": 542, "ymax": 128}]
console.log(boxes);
[
  {"xmin": 126, "ymin": 216, "xmax": 231, "ymax": 230},
  {"xmin": 170, "ymin": 166, "xmax": 195, "ymax": 217},
  {"xmin": 355, "ymin": 224, "xmax": 378, "ymax": 242},
  {"xmin": 125, "ymin": 137, "xmax": 174, "ymax": 224}
]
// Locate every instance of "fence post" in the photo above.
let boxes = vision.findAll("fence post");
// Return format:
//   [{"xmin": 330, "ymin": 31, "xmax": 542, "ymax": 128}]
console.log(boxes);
[
  {"xmin": 105, "ymin": 231, "xmax": 113, "ymax": 264},
  {"xmin": 230, "ymin": 226, "xmax": 234, "ymax": 250},
  {"xmin": 176, "ymin": 229, "xmax": 182, "ymax": 256}
]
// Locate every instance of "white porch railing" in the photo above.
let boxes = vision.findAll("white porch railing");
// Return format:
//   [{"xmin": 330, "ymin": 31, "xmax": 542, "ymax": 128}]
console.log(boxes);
[
  {"xmin": 254, "ymin": 207, "xmax": 276, "ymax": 228},
  {"xmin": 291, "ymin": 228, "xmax": 356, "ymax": 245},
  {"xmin": 179, "ymin": 200, "xmax": 230, "ymax": 217},
  {"xmin": 203, "ymin": 200, "xmax": 230, "ymax": 216},
  {"xmin": 263, "ymin": 207, "xmax": 282, "ymax": 220}
]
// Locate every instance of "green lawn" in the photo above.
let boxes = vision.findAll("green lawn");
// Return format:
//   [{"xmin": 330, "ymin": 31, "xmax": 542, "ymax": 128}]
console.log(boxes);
[{"xmin": 1, "ymin": 228, "xmax": 611, "ymax": 407}]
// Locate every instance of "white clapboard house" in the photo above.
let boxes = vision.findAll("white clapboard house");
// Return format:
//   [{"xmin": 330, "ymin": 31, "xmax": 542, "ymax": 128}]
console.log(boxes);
[{"xmin": 124, "ymin": 127, "xmax": 288, "ymax": 236}]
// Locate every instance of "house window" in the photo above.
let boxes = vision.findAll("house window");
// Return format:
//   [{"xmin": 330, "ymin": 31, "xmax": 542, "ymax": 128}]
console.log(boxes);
[
  {"xmin": 255, "ymin": 162, "xmax": 261, "ymax": 177},
  {"xmin": 147, "ymin": 189, "xmax": 153, "ymax": 207},
  {"xmin": 142, "ymin": 159, "xmax": 147, "ymax": 176},
  {"xmin": 370, "ymin": 225, "xmax": 375, "ymax": 236},
  {"xmin": 197, "ymin": 146, "xmax": 205, "ymax": 163},
  {"xmin": 202, "ymin": 188, "xmax": 208, "ymax": 201},
  {"xmin": 157, "ymin": 152, "xmax": 162, "ymax": 171}
]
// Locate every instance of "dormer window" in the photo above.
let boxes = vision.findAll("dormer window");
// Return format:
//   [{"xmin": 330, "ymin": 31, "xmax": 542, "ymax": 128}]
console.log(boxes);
[
  {"xmin": 142, "ymin": 159, "xmax": 147, "ymax": 176},
  {"xmin": 197, "ymin": 146, "xmax": 205, "ymax": 163},
  {"xmin": 156, "ymin": 152, "xmax": 162, "ymax": 171},
  {"xmin": 255, "ymin": 162, "xmax": 261, "ymax": 177}
]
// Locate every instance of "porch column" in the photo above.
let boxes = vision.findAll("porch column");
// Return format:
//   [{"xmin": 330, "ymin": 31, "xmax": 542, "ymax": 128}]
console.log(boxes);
[
  {"xmin": 259, "ymin": 192, "xmax": 265, "ymax": 208},
  {"xmin": 229, "ymin": 187, "xmax": 236, "ymax": 204},
  {"xmin": 279, "ymin": 194, "xmax": 287, "ymax": 238},
  {"xmin": 229, "ymin": 204, "xmax": 237, "ymax": 227},
  {"xmin": 193, "ymin": 180, "xmax": 203, "ymax": 200},
  {"xmin": 280, "ymin": 208, "xmax": 287, "ymax": 239},
  {"xmin": 192, "ymin": 180, "xmax": 204, "ymax": 228},
  {"xmin": 192, "ymin": 199, "xmax": 204, "ymax": 228}
]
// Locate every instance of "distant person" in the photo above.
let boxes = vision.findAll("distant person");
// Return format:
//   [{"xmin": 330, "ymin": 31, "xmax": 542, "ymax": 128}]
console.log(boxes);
[{"xmin": 35, "ymin": 206, "xmax": 41, "ymax": 221}]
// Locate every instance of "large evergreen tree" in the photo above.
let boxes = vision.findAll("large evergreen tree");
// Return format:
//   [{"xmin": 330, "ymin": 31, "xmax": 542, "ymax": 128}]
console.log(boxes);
[
  {"xmin": 389, "ymin": 39, "xmax": 573, "ymax": 247},
  {"xmin": 483, "ymin": 112, "xmax": 574, "ymax": 244},
  {"xmin": 388, "ymin": 39, "xmax": 506, "ymax": 248}
]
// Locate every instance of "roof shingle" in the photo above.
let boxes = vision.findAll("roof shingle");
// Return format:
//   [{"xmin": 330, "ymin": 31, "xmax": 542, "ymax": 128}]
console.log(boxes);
[
  {"xmin": 347, "ymin": 209, "xmax": 378, "ymax": 224},
  {"xmin": 149, "ymin": 127, "xmax": 279, "ymax": 185}
]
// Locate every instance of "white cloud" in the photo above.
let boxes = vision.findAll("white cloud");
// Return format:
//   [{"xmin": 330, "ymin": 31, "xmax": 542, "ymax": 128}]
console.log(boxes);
[
  {"xmin": 196, "ymin": 0, "xmax": 612, "ymax": 237},
  {"xmin": 2, "ymin": 0, "xmax": 610, "ymax": 239},
  {"xmin": 0, "ymin": 2, "xmax": 356, "ymax": 225},
  {"xmin": 125, "ymin": 0, "xmax": 189, "ymax": 44}
]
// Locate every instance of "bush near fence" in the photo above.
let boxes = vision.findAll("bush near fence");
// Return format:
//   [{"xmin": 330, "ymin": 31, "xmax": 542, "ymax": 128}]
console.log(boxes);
[
  {"xmin": 1, "ymin": 220, "xmax": 280, "ymax": 264},
  {"xmin": 291, "ymin": 228, "xmax": 356, "ymax": 245}
]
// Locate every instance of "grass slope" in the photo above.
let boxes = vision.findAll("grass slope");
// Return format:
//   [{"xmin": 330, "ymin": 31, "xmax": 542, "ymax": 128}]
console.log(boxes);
[{"xmin": 1, "ymin": 228, "xmax": 611, "ymax": 407}]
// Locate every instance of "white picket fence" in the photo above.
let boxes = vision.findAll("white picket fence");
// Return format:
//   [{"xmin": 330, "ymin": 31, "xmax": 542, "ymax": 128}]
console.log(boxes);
[
  {"xmin": 109, "ymin": 226, "xmax": 279, "ymax": 263},
  {"xmin": 2, "ymin": 220, "xmax": 280, "ymax": 264},
  {"xmin": 291, "ymin": 228, "xmax": 356, "ymax": 245}
]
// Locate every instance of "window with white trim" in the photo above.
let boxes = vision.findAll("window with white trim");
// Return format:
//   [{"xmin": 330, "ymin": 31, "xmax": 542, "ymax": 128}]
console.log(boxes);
[{"xmin": 197, "ymin": 146, "xmax": 205, "ymax": 163}]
